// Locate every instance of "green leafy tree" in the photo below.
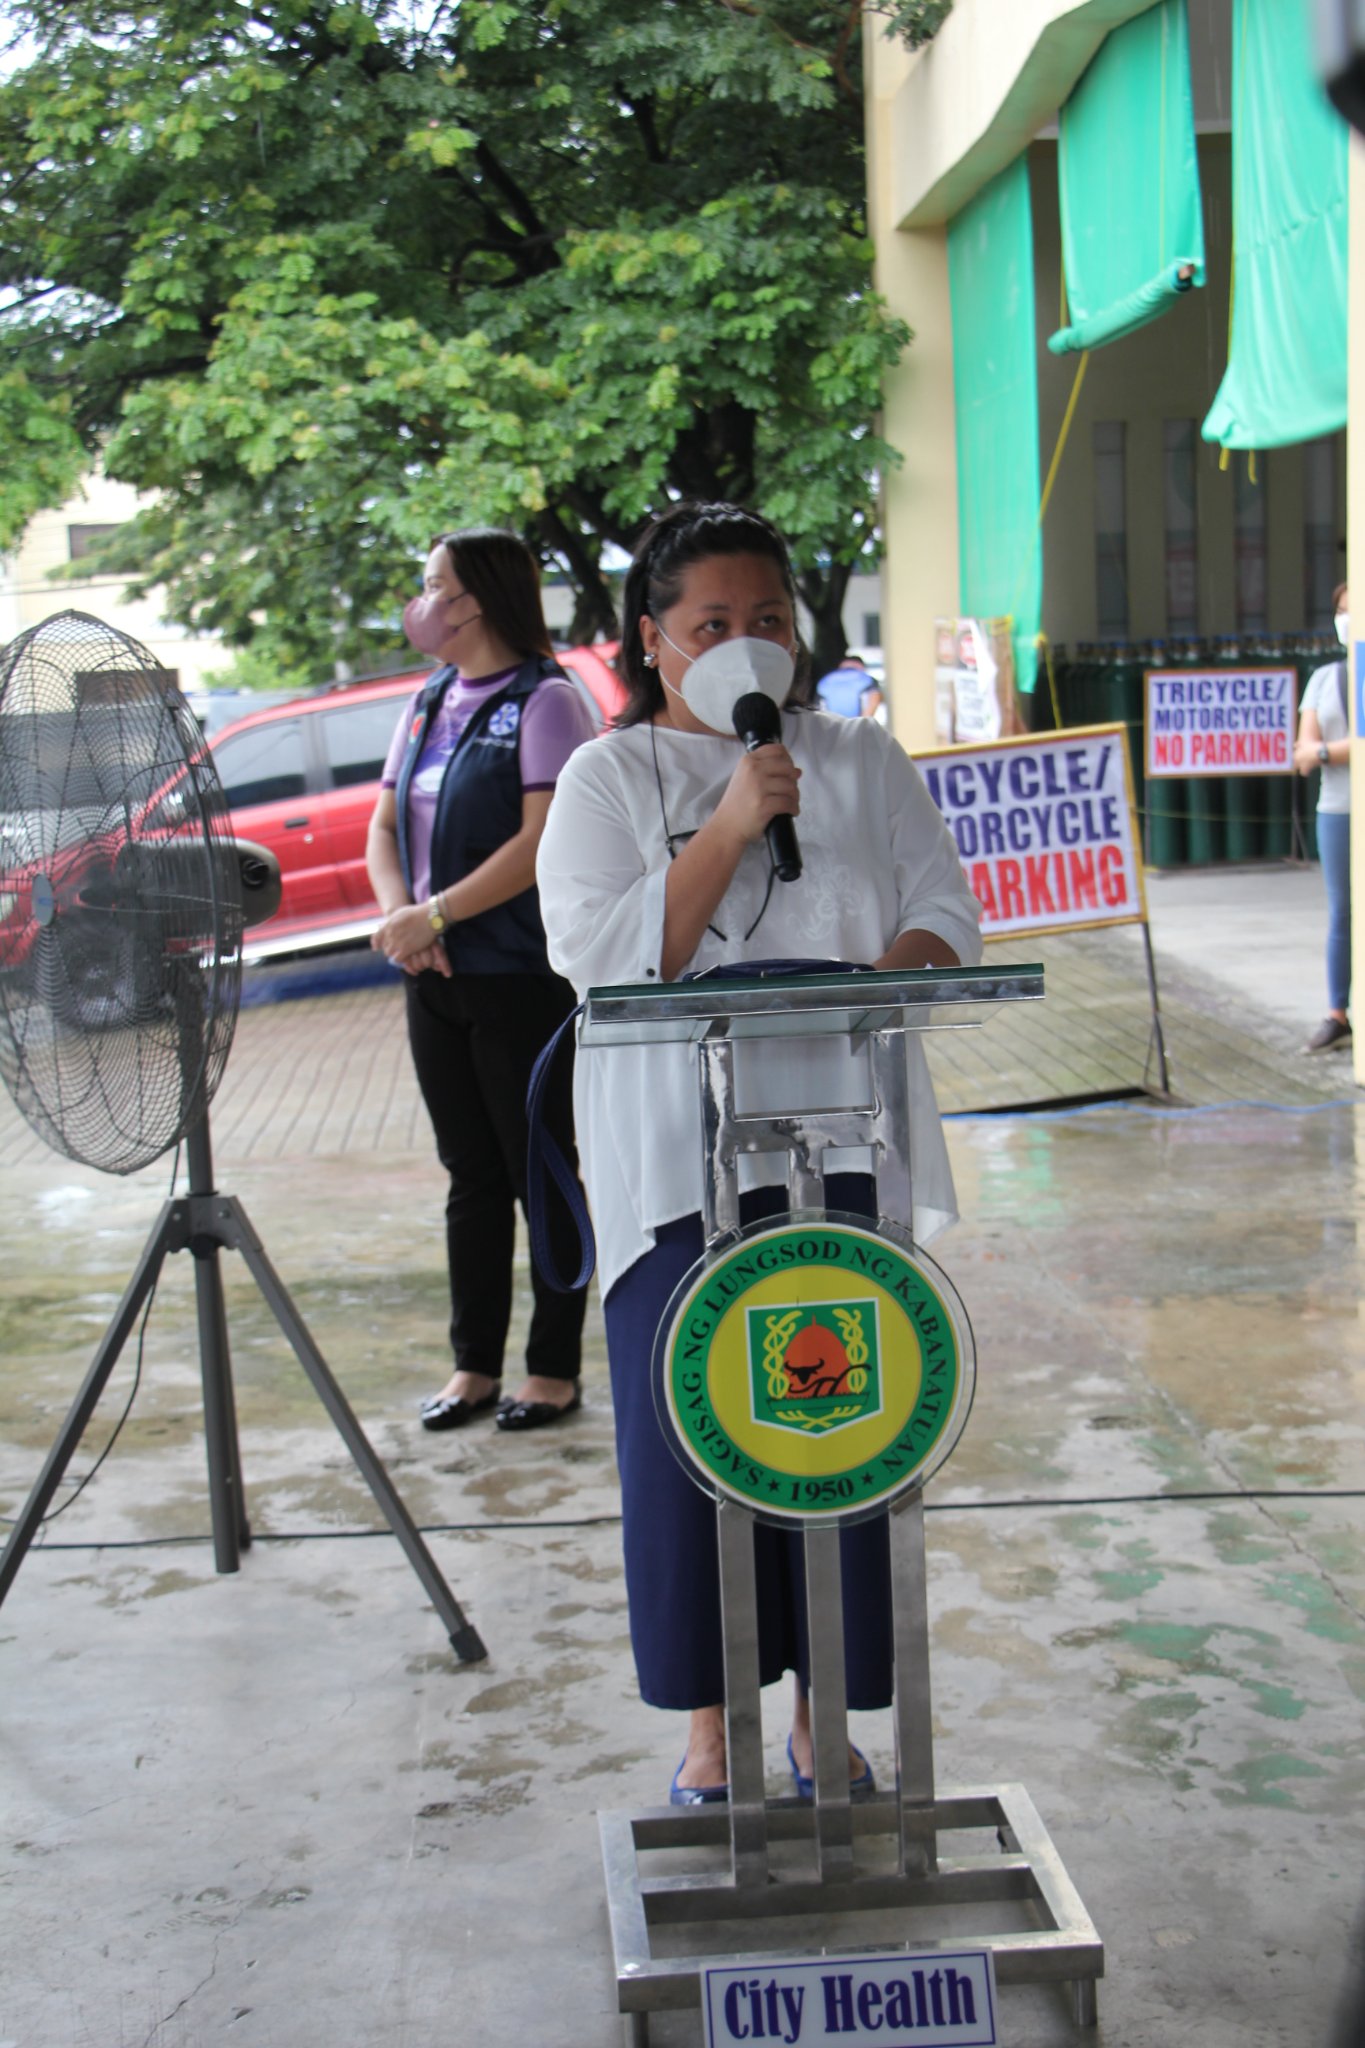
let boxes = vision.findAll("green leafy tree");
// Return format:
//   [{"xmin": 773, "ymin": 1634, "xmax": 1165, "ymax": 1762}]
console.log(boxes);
[{"xmin": 0, "ymin": 1, "xmax": 945, "ymax": 680}]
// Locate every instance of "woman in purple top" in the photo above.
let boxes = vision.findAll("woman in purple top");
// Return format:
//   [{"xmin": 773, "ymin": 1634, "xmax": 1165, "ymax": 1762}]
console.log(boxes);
[{"xmin": 366, "ymin": 527, "xmax": 597, "ymax": 1432}]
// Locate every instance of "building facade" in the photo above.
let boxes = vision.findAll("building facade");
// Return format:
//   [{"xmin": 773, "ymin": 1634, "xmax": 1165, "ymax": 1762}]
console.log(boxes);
[
  {"xmin": 0, "ymin": 472, "xmax": 232, "ymax": 694},
  {"xmin": 864, "ymin": 0, "xmax": 1353, "ymax": 742}
]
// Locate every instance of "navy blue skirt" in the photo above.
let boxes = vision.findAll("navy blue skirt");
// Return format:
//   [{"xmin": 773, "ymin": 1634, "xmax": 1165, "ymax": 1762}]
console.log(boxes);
[{"xmin": 602, "ymin": 1176, "xmax": 893, "ymax": 1712}]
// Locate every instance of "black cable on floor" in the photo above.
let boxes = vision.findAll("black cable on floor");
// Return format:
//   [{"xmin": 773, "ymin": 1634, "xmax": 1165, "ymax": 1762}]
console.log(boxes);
[
  {"xmin": 18, "ymin": 1484, "xmax": 1365, "ymax": 1552},
  {"xmin": 0, "ymin": 1142, "xmax": 182, "ymax": 1530}
]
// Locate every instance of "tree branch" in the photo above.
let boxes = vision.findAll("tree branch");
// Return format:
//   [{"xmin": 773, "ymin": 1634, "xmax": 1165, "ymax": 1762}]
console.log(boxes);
[
  {"xmin": 535, "ymin": 502, "xmax": 617, "ymax": 640},
  {"xmin": 620, "ymin": 91, "xmax": 667, "ymax": 165},
  {"xmin": 473, "ymin": 140, "xmax": 559, "ymax": 270}
]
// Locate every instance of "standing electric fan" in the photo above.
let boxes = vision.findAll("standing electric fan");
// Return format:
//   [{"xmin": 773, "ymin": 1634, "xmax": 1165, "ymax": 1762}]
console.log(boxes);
[{"xmin": 0, "ymin": 611, "xmax": 484, "ymax": 1660}]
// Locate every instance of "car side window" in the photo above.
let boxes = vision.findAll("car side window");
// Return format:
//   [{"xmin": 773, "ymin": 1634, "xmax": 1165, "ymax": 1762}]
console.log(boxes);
[
  {"xmin": 319, "ymin": 699, "xmax": 405, "ymax": 789},
  {"xmin": 213, "ymin": 722, "xmax": 308, "ymax": 809}
]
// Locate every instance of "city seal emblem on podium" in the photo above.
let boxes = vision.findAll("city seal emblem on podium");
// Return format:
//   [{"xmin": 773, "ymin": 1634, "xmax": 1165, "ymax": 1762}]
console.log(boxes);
[{"xmin": 658, "ymin": 1218, "xmax": 974, "ymax": 1522}]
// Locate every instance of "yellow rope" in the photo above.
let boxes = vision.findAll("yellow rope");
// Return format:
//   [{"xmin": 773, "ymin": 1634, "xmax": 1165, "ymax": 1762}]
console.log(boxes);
[
  {"xmin": 1038, "ymin": 349, "xmax": 1090, "ymax": 527},
  {"xmin": 1038, "ymin": 631, "xmax": 1065, "ymax": 731},
  {"xmin": 1001, "ymin": 349, "xmax": 1090, "ymax": 704}
]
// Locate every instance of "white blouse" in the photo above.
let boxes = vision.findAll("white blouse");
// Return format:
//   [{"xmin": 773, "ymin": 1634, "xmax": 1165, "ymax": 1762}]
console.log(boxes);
[{"xmin": 536, "ymin": 707, "xmax": 984, "ymax": 1298}]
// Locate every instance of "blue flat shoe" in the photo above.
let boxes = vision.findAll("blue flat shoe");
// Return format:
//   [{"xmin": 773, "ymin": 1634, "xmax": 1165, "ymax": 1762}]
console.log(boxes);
[
  {"xmin": 670, "ymin": 1758, "xmax": 729, "ymax": 1806},
  {"xmin": 786, "ymin": 1733, "xmax": 876, "ymax": 1802}
]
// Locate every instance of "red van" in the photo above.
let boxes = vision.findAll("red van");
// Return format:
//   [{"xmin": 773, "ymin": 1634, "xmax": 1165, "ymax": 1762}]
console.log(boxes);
[{"xmin": 210, "ymin": 647, "xmax": 623, "ymax": 959}]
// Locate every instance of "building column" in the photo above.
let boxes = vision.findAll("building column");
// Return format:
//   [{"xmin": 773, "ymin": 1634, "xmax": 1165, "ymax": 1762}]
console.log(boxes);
[
  {"xmin": 865, "ymin": 16, "xmax": 960, "ymax": 752},
  {"xmin": 874, "ymin": 226, "xmax": 960, "ymax": 751}
]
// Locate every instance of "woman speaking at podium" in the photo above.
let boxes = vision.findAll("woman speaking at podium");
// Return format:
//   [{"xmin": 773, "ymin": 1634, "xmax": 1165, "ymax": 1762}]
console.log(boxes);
[{"xmin": 537, "ymin": 502, "xmax": 982, "ymax": 1802}]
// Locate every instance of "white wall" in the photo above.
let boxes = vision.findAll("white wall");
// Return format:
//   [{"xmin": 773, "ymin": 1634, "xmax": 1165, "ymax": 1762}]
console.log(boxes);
[{"xmin": 0, "ymin": 474, "xmax": 230, "ymax": 693}]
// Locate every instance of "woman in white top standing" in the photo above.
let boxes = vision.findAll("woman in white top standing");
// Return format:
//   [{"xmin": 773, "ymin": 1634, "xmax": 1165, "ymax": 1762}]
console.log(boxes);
[
  {"xmin": 1294, "ymin": 582, "xmax": 1352, "ymax": 1053},
  {"xmin": 536, "ymin": 502, "xmax": 982, "ymax": 1804}
]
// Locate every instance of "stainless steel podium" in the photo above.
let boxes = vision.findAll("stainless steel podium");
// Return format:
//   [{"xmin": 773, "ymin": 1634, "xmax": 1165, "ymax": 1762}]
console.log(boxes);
[{"xmin": 579, "ymin": 965, "xmax": 1103, "ymax": 2041}]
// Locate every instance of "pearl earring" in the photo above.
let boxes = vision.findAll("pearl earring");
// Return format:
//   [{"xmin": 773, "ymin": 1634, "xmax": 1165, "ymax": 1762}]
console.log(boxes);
[{"xmin": 643, "ymin": 652, "xmax": 658, "ymax": 668}]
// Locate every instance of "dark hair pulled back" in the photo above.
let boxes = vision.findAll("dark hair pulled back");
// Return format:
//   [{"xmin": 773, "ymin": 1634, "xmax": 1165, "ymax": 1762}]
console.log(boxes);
[
  {"xmin": 434, "ymin": 527, "xmax": 554, "ymax": 660},
  {"xmin": 615, "ymin": 501, "xmax": 808, "ymax": 727}
]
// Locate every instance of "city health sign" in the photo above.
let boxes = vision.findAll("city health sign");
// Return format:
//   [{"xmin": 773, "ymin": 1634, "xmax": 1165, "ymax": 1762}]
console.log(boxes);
[
  {"xmin": 917, "ymin": 724, "xmax": 1144, "ymax": 938},
  {"xmin": 703, "ymin": 1949, "xmax": 998, "ymax": 2047},
  {"xmin": 1144, "ymin": 666, "xmax": 1295, "ymax": 778}
]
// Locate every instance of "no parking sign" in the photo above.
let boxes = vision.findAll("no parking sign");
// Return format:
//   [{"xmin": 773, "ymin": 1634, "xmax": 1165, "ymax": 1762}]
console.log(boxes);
[
  {"xmin": 1144, "ymin": 667, "xmax": 1295, "ymax": 776},
  {"xmin": 917, "ymin": 724, "xmax": 1144, "ymax": 937}
]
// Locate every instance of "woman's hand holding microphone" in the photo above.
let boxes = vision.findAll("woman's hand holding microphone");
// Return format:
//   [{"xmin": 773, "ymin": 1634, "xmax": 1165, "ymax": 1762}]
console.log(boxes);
[{"xmin": 709, "ymin": 741, "xmax": 802, "ymax": 854}]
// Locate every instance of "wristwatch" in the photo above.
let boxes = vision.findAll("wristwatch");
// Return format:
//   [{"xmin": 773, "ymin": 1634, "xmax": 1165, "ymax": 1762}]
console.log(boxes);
[
  {"xmin": 427, "ymin": 893, "xmax": 448, "ymax": 933},
  {"xmin": 1318, "ymin": 742, "xmax": 1331, "ymax": 765}
]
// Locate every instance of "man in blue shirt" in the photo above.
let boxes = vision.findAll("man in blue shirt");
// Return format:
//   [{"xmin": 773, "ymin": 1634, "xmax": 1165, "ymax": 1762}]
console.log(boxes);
[{"xmin": 816, "ymin": 652, "xmax": 884, "ymax": 720}]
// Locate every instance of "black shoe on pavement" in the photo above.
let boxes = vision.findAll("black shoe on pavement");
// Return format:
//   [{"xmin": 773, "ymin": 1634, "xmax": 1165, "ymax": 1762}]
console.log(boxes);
[
  {"xmin": 495, "ymin": 1384, "xmax": 582, "ymax": 1432},
  {"xmin": 1305, "ymin": 1016, "xmax": 1352, "ymax": 1053},
  {"xmin": 420, "ymin": 1383, "xmax": 502, "ymax": 1431}
]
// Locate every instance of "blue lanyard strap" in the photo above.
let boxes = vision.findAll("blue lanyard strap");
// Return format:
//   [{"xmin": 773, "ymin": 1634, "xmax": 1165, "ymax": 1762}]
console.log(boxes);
[{"xmin": 525, "ymin": 1006, "xmax": 596, "ymax": 1294}]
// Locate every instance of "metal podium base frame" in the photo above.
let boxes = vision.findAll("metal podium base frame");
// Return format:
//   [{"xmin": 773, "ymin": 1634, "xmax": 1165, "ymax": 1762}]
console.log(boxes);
[
  {"xmin": 578, "ymin": 968, "xmax": 1099, "ymax": 2040},
  {"xmin": 596, "ymin": 1493, "xmax": 1103, "ymax": 2044},
  {"xmin": 600, "ymin": 1781, "xmax": 1103, "ymax": 2043}
]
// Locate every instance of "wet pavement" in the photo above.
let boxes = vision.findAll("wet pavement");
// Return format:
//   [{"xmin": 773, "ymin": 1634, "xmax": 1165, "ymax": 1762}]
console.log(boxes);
[{"xmin": 3, "ymin": 870, "xmax": 1365, "ymax": 2046}]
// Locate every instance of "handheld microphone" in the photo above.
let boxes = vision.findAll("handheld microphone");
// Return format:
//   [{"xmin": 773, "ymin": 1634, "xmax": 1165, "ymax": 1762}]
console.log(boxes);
[{"xmin": 732, "ymin": 691, "xmax": 802, "ymax": 883}]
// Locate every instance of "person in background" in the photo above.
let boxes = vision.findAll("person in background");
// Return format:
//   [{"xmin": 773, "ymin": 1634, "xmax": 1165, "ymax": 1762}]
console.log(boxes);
[
  {"xmin": 815, "ymin": 649, "xmax": 884, "ymax": 722},
  {"xmin": 536, "ymin": 500, "xmax": 981, "ymax": 1804},
  {"xmin": 1294, "ymin": 581, "xmax": 1352, "ymax": 1053},
  {"xmin": 366, "ymin": 527, "xmax": 596, "ymax": 1431}
]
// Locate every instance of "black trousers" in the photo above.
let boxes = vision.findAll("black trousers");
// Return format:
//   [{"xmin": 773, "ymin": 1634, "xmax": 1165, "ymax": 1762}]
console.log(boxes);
[{"xmin": 405, "ymin": 969, "xmax": 587, "ymax": 1383}]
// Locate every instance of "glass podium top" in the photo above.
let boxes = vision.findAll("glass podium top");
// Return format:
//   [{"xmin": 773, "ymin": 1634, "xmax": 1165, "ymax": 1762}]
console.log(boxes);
[{"xmin": 578, "ymin": 963, "xmax": 1044, "ymax": 1046}]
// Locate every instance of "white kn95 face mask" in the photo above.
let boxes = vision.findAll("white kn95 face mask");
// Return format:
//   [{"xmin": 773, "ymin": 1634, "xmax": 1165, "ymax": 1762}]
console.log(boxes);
[{"xmin": 655, "ymin": 630, "xmax": 795, "ymax": 735}]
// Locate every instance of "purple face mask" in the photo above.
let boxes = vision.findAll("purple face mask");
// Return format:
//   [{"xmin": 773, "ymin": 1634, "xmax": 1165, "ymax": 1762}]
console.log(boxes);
[{"xmin": 403, "ymin": 591, "xmax": 480, "ymax": 657}]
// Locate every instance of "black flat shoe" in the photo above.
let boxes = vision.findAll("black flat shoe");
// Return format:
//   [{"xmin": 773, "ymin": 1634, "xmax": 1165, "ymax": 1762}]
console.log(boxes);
[
  {"xmin": 420, "ymin": 1384, "xmax": 502, "ymax": 1432},
  {"xmin": 494, "ymin": 1384, "xmax": 582, "ymax": 1432}
]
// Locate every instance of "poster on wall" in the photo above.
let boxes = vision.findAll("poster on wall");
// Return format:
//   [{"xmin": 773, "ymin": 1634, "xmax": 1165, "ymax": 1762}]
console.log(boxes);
[
  {"xmin": 1144, "ymin": 667, "xmax": 1296, "ymax": 778},
  {"xmin": 933, "ymin": 618, "xmax": 1017, "ymax": 746},
  {"xmin": 916, "ymin": 723, "xmax": 1145, "ymax": 936}
]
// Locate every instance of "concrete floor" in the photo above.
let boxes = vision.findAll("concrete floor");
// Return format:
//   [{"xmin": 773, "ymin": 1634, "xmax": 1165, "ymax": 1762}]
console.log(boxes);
[
  {"xmin": 1142, "ymin": 859, "xmax": 1336, "ymax": 1035},
  {"xmin": 3, "ymin": 869, "xmax": 1365, "ymax": 2046}
]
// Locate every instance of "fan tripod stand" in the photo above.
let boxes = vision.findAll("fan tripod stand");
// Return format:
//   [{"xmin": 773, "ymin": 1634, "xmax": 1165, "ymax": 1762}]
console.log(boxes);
[{"xmin": 0, "ymin": 1115, "xmax": 486, "ymax": 1662}]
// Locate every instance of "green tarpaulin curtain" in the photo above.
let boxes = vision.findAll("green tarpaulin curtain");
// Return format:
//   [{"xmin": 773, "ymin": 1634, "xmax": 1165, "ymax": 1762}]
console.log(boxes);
[
  {"xmin": 1203, "ymin": 0, "xmax": 1347, "ymax": 450},
  {"xmin": 947, "ymin": 157, "xmax": 1041, "ymax": 693},
  {"xmin": 1049, "ymin": 0, "xmax": 1205, "ymax": 356}
]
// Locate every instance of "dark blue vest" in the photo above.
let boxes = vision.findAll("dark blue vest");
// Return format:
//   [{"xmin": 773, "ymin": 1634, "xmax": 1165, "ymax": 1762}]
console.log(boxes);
[{"xmin": 393, "ymin": 656, "xmax": 563, "ymax": 976}]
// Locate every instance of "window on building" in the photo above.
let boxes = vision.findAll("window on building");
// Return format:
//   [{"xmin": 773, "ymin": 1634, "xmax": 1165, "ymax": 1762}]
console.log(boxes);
[
  {"xmin": 1093, "ymin": 421, "xmax": 1129, "ymax": 639},
  {"xmin": 1163, "ymin": 419, "xmax": 1199, "ymax": 635},
  {"xmin": 67, "ymin": 523, "xmax": 122, "ymax": 562},
  {"xmin": 1233, "ymin": 457, "xmax": 1267, "ymax": 634},
  {"xmin": 862, "ymin": 612, "xmax": 881, "ymax": 648},
  {"xmin": 1303, "ymin": 434, "xmax": 1341, "ymax": 629}
]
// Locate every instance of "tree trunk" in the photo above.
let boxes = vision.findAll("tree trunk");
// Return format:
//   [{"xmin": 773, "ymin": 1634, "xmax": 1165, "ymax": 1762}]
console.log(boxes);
[
  {"xmin": 567, "ymin": 578, "xmax": 618, "ymax": 644},
  {"xmin": 797, "ymin": 561, "xmax": 852, "ymax": 699},
  {"xmin": 668, "ymin": 400, "xmax": 757, "ymax": 505},
  {"xmin": 536, "ymin": 505, "xmax": 619, "ymax": 643}
]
